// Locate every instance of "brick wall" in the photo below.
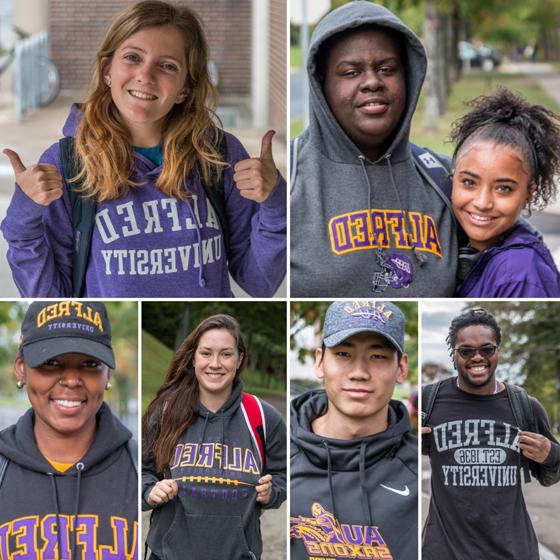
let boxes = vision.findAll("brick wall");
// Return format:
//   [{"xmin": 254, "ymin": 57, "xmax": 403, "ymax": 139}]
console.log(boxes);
[
  {"xmin": 268, "ymin": 0, "xmax": 286, "ymax": 135},
  {"xmin": 49, "ymin": 0, "xmax": 252, "ymax": 95}
]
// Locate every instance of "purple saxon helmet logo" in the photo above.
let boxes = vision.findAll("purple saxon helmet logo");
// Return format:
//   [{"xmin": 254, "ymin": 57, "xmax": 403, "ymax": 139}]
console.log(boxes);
[{"xmin": 372, "ymin": 249, "xmax": 413, "ymax": 292}]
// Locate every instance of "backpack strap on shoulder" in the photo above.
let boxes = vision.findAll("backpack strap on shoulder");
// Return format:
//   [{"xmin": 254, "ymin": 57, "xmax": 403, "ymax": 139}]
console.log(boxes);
[
  {"xmin": 421, "ymin": 379, "xmax": 444, "ymax": 427},
  {"xmin": 290, "ymin": 137, "xmax": 299, "ymax": 192},
  {"xmin": 59, "ymin": 136, "xmax": 97, "ymax": 297},
  {"xmin": 410, "ymin": 143, "xmax": 454, "ymax": 216},
  {"xmin": 126, "ymin": 438, "xmax": 138, "ymax": 476},
  {"xmin": 505, "ymin": 383, "xmax": 535, "ymax": 483},
  {"xmin": 240, "ymin": 392, "xmax": 267, "ymax": 471},
  {"xmin": 201, "ymin": 130, "xmax": 230, "ymax": 258},
  {"xmin": 0, "ymin": 453, "xmax": 9, "ymax": 489}
]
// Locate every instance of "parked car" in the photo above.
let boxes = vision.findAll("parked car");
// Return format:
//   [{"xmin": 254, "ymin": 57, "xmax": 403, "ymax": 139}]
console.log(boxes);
[{"xmin": 458, "ymin": 41, "xmax": 502, "ymax": 69}]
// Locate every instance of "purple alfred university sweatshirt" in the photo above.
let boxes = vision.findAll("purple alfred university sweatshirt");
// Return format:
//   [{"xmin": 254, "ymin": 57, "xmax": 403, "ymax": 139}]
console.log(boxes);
[{"xmin": 1, "ymin": 105, "xmax": 286, "ymax": 297}]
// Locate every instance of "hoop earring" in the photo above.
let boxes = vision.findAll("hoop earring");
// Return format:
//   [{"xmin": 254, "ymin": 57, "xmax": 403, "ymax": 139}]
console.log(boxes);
[{"xmin": 16, "ymin": 380, "xmax": 24, "ymax": 389}]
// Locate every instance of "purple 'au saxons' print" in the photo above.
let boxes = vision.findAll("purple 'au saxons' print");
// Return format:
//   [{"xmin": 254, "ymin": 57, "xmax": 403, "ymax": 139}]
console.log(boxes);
[{"xmin": 291, "ymin": 503, "xmax": 393, "ymax": 559}]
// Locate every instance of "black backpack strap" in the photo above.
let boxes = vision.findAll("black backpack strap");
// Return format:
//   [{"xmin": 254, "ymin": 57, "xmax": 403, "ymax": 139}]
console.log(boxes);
[
  {"xmin": 200, "ymin": 130, "xmax": 229, "ymax": 258},
  {"xmin": 505, "ymin": 383, "xmax": 535, "ymax": 483},
  {"xmin": 126, "ymin": 438, "xmax": 138, "ymax": 476},
  {"xmin": 59, "ymin": 136, "xmax": 97, "ymax": 297},
  {"xmin": 0, "ymin": 453, "xmax": 9, "ymax": 488},
  {"xmin": 410, "ymin": 143, "xmax": 454, "ymax": 216},
  {"xmin": 421, "ymin": 380, "xmax": 444, "ymax": 455},
  {"xmin": 421, "ymin": 379, "xmax": 444, "ymax": 427}
]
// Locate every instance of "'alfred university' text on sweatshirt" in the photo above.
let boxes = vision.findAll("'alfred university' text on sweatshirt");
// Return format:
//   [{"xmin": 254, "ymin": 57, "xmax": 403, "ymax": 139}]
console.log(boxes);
[{"xmin": 1, "ymin": 105, "xmax": 286, "ymax": 298}]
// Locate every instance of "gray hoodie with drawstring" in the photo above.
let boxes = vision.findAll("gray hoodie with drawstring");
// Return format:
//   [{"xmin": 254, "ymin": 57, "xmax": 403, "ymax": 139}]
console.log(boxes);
[{"xmin": 290, "ymin": 1, "xmax": 457, "ymax": 297}]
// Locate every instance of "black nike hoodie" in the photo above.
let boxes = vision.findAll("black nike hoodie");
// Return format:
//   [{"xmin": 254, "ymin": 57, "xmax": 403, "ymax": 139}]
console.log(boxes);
[
  {"xmin": 290, "ymin": 390, "xmax": 417, "ymax": 560},
  {"xmin": 0, "ymin": 403, "xmax": 137, "ymax": 560}
]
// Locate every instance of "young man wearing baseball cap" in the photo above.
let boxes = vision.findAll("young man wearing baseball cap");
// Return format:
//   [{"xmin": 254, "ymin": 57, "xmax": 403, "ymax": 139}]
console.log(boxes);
[
  {"xmin": 290, "ymin": 300, "xmax": 417, "ymax": 560},
  {"xmin": 0, "ymin": 300, "xmax": 137, "ymax": 559}
]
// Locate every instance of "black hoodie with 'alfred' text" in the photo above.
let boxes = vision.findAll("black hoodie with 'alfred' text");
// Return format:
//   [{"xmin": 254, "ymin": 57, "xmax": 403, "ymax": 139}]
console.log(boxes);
[{"xmin": 0, "ymin": 403, "xmax": 138, "ymax": 560}]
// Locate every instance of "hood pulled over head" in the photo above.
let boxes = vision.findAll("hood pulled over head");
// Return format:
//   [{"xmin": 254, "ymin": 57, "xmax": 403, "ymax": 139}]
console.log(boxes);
[{"xmin": 306, "ymin": 1, "xmax": 427, "ymax": 162}]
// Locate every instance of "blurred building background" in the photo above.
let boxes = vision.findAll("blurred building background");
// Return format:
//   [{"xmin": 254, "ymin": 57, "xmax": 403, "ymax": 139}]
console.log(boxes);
[{"xmin": 13, "ymin": 0, "xmax": 286, "ymax": 133}]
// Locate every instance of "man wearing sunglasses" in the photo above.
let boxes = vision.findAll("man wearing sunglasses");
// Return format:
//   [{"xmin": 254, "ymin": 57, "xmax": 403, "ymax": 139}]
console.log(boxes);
[{"xmin": 421, "ymin": 307, "xmax": 560, "ymax": 560}]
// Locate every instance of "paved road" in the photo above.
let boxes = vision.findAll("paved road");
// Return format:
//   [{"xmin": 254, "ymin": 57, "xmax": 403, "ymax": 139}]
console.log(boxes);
[
  {"xmin": 501, "ymin": 62, "xmax": 560, "ymax": 265},
  {"xmin": 421, "ymin": 456, "xmax": 560, "ymax": 559},
  {"xmin": 290, "ymin": 70, "xmax": 304, "ymax": 119}
]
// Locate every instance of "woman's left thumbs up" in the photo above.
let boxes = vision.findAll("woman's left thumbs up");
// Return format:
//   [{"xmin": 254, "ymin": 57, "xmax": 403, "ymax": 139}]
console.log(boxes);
[{"xmin": 233, "ymin": 130, "xmax": 278, "ymax": 203}]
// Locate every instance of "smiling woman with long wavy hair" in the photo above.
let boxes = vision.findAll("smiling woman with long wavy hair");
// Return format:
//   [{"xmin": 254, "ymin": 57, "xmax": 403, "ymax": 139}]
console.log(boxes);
[{"xmin": 1, "ymin": 0, "xmax": 286, "ymax": 299}]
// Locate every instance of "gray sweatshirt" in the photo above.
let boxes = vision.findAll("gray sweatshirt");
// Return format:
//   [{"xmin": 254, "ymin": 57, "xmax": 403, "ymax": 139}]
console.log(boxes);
[{"xmin": 290, "ymin": 1, "xmax": 457, "ymax": 297}]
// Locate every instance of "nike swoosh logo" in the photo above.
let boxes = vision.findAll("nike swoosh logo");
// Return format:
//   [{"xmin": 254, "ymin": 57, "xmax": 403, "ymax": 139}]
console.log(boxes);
[{"xmin": 380, "ymin": 484, "xmax": 410, "ymax": 496}]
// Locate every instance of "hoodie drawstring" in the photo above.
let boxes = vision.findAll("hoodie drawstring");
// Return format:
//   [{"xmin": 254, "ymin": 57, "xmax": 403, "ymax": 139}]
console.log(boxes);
[
  {"xmin": 322, "ymin": 441, "xmax": 338, "ymax": 521},
  {"xmin": 359, "ymin": 441, "xmax": 373, "ymax": 526},
  {"xmin": 47, "ymin": 464, "xmax": 84, "ymax": 560},
  {"xmin": 359, "ymin": 153, "xmax": 427, "ymax": 268},
  {"xmin": 48, "ymin": 473, "xmax": 63, "ymax": 559},
  {"xmin": 71, "ymin": 462, "xmax": 85, "ymax": 560},
  {"xmin": 195, "ymin": 412, "xmax": 210, "ymax": 467},
  {"xmin": 358, "ymin": 155, "xmax": 374, "ymax": 249},
  {"xmin": 385, "ymin": 155, "xmax": 427, "ymax": 265},
  {"xmin": 186, "ymin": 199, "xmax": 206, "ymax": 288},
  {"xmin": 220, "ymin": 410, "xmax": 225, "ymax": 449}
]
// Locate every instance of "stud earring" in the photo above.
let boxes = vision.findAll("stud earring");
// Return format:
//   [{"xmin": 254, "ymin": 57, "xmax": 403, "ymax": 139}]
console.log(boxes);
[
  {"xmin": 105, "ymin": 381, "xmax": 112, "ymax": 390},
  {"xmin": 16, "ymin": 380, "xmax": 24, "ymax": 389}
]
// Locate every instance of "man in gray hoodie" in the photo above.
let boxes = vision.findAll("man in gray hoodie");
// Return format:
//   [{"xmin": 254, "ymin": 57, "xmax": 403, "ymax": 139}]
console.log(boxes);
[
  {"xmin": 290, "ymin": 300, "xmax": 417, "ymax": 560},
  {"xmin": 291, "ymin": 1, "xmax": 457, "ymax": 297}
]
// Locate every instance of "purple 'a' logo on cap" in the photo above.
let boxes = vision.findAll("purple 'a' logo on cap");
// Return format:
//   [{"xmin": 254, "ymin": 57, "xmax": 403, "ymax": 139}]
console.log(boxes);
[
  {"xmin": 351, "ymin": 309, "xmax": 387, "ymax": 324},
  {"xmin": 372, "ymin": 250, "xmax": 413, "ymax": 293}
]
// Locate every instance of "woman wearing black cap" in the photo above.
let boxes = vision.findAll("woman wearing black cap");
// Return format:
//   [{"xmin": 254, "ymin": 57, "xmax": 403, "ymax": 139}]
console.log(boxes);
[{"xmin": 0, "ymin": 300, "xmax": 138, "ymax": 559}]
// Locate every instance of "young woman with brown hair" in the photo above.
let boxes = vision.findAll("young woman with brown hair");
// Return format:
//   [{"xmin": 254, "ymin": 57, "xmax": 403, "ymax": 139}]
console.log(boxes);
[
  {"xmin": 142, "ymin": 314, "xmax": 286, "ymax": 560},
  {"xmin": 2, "ymin": 1, "xmax": 286, "ymax": 298}
]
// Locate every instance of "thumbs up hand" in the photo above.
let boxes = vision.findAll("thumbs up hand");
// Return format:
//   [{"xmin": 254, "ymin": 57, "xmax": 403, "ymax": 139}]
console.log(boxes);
[
  {"xmin": 3, "ymin": 149, "xmax": 63, "ymax": 206},
  {"xmin": 233, "ymin": 130, "xmax": 278, "ymax": 203}
]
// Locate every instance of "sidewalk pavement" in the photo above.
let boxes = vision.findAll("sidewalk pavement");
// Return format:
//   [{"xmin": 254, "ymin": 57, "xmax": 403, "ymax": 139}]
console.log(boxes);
[{"xmin": 0, "ymin": 69, "xmax": 286, "ymax": 297}]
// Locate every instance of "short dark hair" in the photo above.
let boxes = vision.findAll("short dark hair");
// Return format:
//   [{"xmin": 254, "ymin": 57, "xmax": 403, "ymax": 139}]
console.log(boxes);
[
  {"xmin": 315, "ymin": 24, "xmax": 406, "ymax": 84},
  {"xmin": 446, "ymin": 308, "xmax": 501, "ymax": 358}
]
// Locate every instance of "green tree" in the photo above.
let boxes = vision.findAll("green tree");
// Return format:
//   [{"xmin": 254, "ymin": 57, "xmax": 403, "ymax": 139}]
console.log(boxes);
[
  {"xmin": 460, "ymin": 301, "xmax": 560, "ymax": 428},
  {"xmin": 142, "ymin": 302, "xmax": 287, "ymax": 394}
]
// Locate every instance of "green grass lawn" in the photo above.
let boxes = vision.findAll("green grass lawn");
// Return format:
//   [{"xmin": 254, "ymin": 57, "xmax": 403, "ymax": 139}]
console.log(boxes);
[
  {"xmin": 291, "ymin": 45, "xmax": 302, "ymax": 71},
  {"xmin": 291, "ymin": 70, "xmax": 560, "ymax": 149},
  {"xmin": 141, "ymin": 330, "xmax": 174, "ymax": 412},
  {"xmin": 411, "ymin": 71, "xmax": 560, "ymax": 156}
]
